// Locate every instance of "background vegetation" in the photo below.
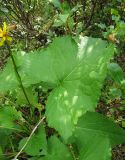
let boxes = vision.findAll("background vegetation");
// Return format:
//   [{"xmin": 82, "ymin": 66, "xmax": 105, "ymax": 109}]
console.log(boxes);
[{"xmin": 0, "ymin": 0, "xmax": 125, "ymax": 160}]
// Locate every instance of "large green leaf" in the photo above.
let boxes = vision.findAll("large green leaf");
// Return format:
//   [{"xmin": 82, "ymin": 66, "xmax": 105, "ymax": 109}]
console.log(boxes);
[
  {"xmin": 45, "ymin": 36, "xmax": 114, "ymax": 140},
  {"xmin": 73, "ymin": 112, "xmax": 125, "ymax": 148},
  {"xmin": 42, "ymin": 136, "xmax": 73, "ymax": 160},
  {"xmin": 0, "ymin": 36, "xmax": 114, "ymax": 140}
]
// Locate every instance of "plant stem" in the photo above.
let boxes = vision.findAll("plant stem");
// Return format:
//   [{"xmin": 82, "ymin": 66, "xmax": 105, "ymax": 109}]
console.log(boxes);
[{"xmin": 6, "ymin": 42, "xmax": 31, "ymax": 105}]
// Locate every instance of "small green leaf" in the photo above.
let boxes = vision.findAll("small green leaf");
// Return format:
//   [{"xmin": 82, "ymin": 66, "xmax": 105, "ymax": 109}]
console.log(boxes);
[
  {"xmin": 109, "ymin": 88, "xmax": 122, "ymax": 99},
  {"xmin": 108, "ymin": 63, "xmax": 124, "ymax": 83},
  {"xmin": 0, "ymin": 106, "xmax": 22, "ymax": 129},
  {"xmin": 122, "ymin": 121, "xmax": 125, "ymax": 128},
  {"xmin": 50, "ymin": 0, "xmax": 61, "ymax": 8},
  {"xmin": 53, "ymin": 14, "xmax": 69, "ymax": 27},
  {"xmin": 121, "ymin": 80, "xmax": 125, "ymax": 88}
]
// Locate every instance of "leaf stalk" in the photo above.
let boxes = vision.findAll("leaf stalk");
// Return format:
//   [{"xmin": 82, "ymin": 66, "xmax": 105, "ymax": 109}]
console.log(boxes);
[{"xmin": 6, "ymin": 42, "xmax": 31, "ymax": 106}]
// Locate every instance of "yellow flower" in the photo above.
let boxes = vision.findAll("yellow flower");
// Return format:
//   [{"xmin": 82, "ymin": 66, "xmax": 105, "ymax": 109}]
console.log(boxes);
[{"xmin": 0, "ymin": 22, "xmax": 12, "ymax": 46}]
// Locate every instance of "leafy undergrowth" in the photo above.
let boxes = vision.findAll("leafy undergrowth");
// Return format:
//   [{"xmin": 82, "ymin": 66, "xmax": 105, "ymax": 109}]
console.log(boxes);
[
  {"xmin": 97, "ymin": 52, "xmax": 125, "ymax": 160},
  {"xmin": 0, "ymin": 35, "xmax": 125, "ymax": 160},
  {"xmin": 0, "ymin": 0, "xmax": 125, "ymax": 160}
]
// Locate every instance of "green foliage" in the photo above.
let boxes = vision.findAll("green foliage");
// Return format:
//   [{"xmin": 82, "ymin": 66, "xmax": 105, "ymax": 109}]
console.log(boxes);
[
  {"xmin": 16, "ymin": 87, "xmax": 38, "ymax": 106},
  {"xmin": 108, "ymin": 63, "xmax": 124, "ymax": 83},
  {"xmin": 45, "ymin": 36, "xmax": 114, "ymax": 140},
  {"xmin": 42, "ymin": 136, "xmax": 73, "ymax": 160},
  {"xmin": 73, "ymin": 112, "xmax": 125, "ymax": 147},
  {"xmin": 50, "ymin": 0, "xmax": 61, "ymax": 8},
  {"xmin": 107, "ymin": 62, "xmax": 125, "ymax": 100},
  {"xmin": 0, "ymin": 36, "xmax": 115, "ymax": 140},
  {"xmin": 0, "ymin": 106, "xmax": 22, "ymax": 129},
  {"xmin": 0, "ymin": 61, "xmax": 19, "ymax": 92},
  {"xmin": 0, "ymin": 34, "xmax": 124, "ymax": 160},
  {"xmin": 0, "ymin": 1, "xmax": 125, "ymax": 156},
  {"xmin": 79, "ymin": 136, "xmax": 111, "ymax": 160},
  {"xmin": 19, "ymin": 125, "xmax": 47, "ymax": 156},
  {"xmin": 71, "ymin": 111, "xmax": 125, "ymax": 159},
  {"xmin": 1, "ymin": 35, "xmax": 125, "ymax": 159}
]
